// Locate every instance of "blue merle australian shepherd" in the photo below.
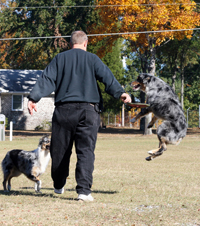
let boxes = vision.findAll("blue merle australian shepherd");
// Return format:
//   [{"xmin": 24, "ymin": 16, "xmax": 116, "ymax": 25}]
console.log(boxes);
[
  {"xmin": 1, "ymin": 135, "xmax": 50, "ymax": 192},
  {"xmin": 131, "ymin": 73, "xmax": 187, "ymax": 161}
]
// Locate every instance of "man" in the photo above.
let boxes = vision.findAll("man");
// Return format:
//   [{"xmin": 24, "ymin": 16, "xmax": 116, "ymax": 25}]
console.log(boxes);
[{"xmin": 28, "ymin": 31, "xmax": 131, "ymax": 201}]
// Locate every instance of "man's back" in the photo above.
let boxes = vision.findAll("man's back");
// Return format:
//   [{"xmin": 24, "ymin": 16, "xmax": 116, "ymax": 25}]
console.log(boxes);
[
  {"xmin": 29, "ymin": 48, "xmax": 125, "ymax": 105},
  {"xmin": 53, "ymin": 48, "xmax": 101, "ymax": 104}
]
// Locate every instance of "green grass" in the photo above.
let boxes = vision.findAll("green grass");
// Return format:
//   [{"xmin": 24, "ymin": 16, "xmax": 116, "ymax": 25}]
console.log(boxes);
[{"xmin": 0, "ymin": 133, "xmax": 200, "ymax": 226}]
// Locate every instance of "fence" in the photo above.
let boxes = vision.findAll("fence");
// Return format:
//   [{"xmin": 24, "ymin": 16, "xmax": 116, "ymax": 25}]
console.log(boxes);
[{"xmin": 100, "ymin": 108, "xmax": 200, "ymax": 129}]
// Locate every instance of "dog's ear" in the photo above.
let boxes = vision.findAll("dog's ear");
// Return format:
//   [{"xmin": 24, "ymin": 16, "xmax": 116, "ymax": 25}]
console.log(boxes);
[
  {"xmin": 39, "ymin": 137, "xmax": 43, "ymax": 146},
  {"xmin": 43, "ymin": 135, "xmax": 50, "ymax": 143},
  {"xmin": 138, "ymin": 73, "xmax": 151, "ymax": 84},
  {"xmin": 143, "ymin": 76, "xmax": 151, "ymax": 84}
]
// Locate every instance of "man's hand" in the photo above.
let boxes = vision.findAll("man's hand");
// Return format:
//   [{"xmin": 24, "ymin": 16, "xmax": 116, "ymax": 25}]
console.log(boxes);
[
  {"xmin": 28, "ymin": 100, "xmax": 37, "ymax": 115},
  {"xmin": 120, "ymin": 93, "xmax": 132, "ymax": 103}
]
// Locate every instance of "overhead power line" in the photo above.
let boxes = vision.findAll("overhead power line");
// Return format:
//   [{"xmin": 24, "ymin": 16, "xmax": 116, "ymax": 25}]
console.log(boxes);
[
  {"xmin": 1, "ymin": 28, "xmax": 200, "ymax": 41},
  {"xmin": 0, "ymin": 3, "xmax": 200, "ymax": 10}
]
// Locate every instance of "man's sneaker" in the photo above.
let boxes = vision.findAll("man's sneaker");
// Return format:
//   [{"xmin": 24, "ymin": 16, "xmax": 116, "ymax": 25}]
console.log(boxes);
[
  {"xmin": 54, "ymin": 187, "xmax": 64, "ymax": 194},
  {"xmin": 77, "ymin": 194, "xmax": 94, "ymax": 201}
]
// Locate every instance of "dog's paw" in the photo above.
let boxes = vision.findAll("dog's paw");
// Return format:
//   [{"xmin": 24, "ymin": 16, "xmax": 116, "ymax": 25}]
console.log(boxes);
[
  {"xmin": 130, "ymin": 118, "xmax": 136, "ymax": 123},
  {"xmin": 145, "ymin": 156, "xmax": 153, "ymax": 161},
  {"xmin": 35, "ymin": 180, "xmax": 42, "ymax": 192}
]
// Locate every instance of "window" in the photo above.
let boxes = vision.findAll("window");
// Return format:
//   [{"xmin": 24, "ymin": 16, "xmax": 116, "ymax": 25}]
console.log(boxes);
[{"xmin": 12, "ymin": 95, "xmax": 23, "ymax": 111}]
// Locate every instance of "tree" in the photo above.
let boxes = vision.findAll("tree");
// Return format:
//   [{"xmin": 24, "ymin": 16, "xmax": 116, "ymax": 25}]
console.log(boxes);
[
  {"xmin": 0, "ymin": 0, "xmax": 95, "ymax": 69},
  {"xmin": 177, "ymin": 38, "xmax": 199, "ymax": 109},
  {"xmin": 184, "ymin": 74, "xmax": 200, "ymax": 110},
  {"xmin": 157, "ymin": 34, "xmax": 200, "ymax": 109},
  {"xmin": 0, "ymin": 0, "xmax": 17, "ymax": 68},
  {"xmin": 156, "ymin": 39, "xmax": 180, "ymax": 92},
  {"xmin": 0, "ymin": 0, "xmax": 126, "ymax": 113},
  {"xmin": 90, "ymin": 0, "xmax": 200, "ymax": 133},
  {"xmin": 182, "ymin": 32, "xmax": 200, "ymax": 110}
]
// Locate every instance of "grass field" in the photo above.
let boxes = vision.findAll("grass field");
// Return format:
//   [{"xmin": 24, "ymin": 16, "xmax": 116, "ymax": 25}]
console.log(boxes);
[{"xmin": 0, "ymin": 131, "xmax": 200, "ymax": 226}]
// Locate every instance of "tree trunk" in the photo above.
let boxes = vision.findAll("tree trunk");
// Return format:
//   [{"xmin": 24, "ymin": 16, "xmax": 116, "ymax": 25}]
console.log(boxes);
[
  {"xmin": 139, "ymin": 40, "xmax": 156, "ymax": 135},
  {"xmin": 122, "ymin": 103, "xmax": 125, "ymax": 127},
  {"xmin": 143, "ymin": 43, "xmax": 156, "ymax": 135},
  {"xmin": 140, "ymin": 92, "xmax": 146, "ymax": 131},
  {"xmin": 172, "ymin": 70, "xmax": 176, "ymax": 92},
  {"xmin": 139, "ymin": 53, "xmax": 147, "ymax": 132},
  {"xmin": 181, "ymin": 69, "xmax": 184, "ymax": 109},
  {"xmin": 170, "ymin": 56, "xmax": 178, "ymax": 92},
  {"xmin": 148, "ymin": 50, "xmax": 156, "ymax": 75}
]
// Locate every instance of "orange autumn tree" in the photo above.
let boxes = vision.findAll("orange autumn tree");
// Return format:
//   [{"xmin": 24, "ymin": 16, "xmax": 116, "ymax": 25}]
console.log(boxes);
[
  {"xmin": 0, "ymin": 0, "xmax": 51, "ymax": 69},
  {"xmin": 0, "ymin": 0, "xmax": 12, "ymax": 68},
  {"xmin": 89, "ymin": 0, "xmax": 200, "ymax": 134},
  {"xmin": 91, "ymin": 0, "xmax": 200, "ymax": 73}
]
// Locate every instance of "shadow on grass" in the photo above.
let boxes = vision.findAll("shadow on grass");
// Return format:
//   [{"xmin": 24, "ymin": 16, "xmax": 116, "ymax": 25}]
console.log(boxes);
[
  {"xmin": 0, "ymin": 189, "xmax": 75, "ymax": 201},
  {"xmin": 0, "ymin": 187, "xmax": 118, "ymax": 199},
  {"xmin": 92, "ymin": 190, "xmax": 118, "ymax": 194},
  {"xmin": 18, "ymin": 187, "xmax": 118, "ymax": 194}
]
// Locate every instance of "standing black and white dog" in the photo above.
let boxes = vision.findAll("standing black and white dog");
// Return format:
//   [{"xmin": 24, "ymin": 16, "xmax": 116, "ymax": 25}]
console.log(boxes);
[
  {"xmin": 131, "ymin": 73, "xmax": 187, "ymax": 161},
  {"xmin": 1, "ymin": 135, "xmax": 50, "ymax": 192}
]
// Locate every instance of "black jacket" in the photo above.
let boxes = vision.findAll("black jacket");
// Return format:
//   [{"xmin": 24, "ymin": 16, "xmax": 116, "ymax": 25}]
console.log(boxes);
[{"xmin": 28, "ymin": 49, "xmax": 125, "ymax": 106}]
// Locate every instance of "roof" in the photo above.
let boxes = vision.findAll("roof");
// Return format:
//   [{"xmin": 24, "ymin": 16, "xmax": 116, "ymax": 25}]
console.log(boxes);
[{"xmin": 0, "ymin": 69, "xmax": 43, "ymax": 93}]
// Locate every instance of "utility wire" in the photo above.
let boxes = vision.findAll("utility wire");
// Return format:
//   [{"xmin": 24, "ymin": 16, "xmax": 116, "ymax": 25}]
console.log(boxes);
[
  {"xmin": 0, "ymin": 3, "xmax": 200, "ymax": 10},
  {"xmin": 1, "ymin": 28, "xmax": 200, "ymax": 41}
]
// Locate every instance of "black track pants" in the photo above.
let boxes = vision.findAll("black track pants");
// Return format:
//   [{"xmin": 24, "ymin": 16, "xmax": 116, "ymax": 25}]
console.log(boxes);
[{"xmin": 50, "ymin": 103, "xmax": 100, "ymax": 195}]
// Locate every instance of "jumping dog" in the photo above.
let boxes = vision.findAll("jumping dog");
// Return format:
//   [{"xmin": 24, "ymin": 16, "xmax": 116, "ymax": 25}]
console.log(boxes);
[{"xmin": 131, "ymin": 73, "xmax": 187, "ymax": 161}]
